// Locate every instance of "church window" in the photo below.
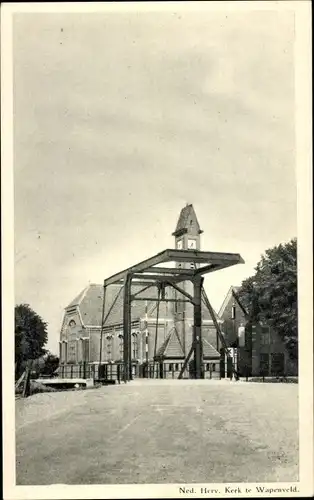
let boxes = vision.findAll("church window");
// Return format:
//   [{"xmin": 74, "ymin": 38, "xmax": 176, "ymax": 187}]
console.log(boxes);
[
  {"xmin": 118, "ymin": 334, "xmax": 124, "ymax": 360},
  {"xmin": 175, "ymin": 363, "xmax": 179, "ymax": 371},
  {"xmin": 212, "ymin": 364, "xmax": 216, "ymax": 372},
  {"xmin": 169, "ymin": 363, "xmax": 173, "ymax": 371},
  {"xmin": 132, "ymin": 332, "xmax": 138, "ymax": 359},
  {"xmin": 106, "ymin": 335, "xmax": 112, "ymax": 361}
]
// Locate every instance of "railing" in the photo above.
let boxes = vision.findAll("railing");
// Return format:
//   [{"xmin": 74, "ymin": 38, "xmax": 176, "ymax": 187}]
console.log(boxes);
[
  {"xmin": 58, "ymin": 363, "xmax": 95, "ymax": 380},
  {"xmin": 139, "ymin": 362, "xmax": 220, "ymax": 379}
]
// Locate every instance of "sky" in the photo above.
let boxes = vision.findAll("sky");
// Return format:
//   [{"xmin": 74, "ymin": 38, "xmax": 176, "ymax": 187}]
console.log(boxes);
[{"xmin": 13, "ymin": 8, "xmax": 296, "ymax": 354}]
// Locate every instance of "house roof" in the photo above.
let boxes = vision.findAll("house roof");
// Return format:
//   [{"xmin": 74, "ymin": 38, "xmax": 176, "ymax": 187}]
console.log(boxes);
[
  {"xmin": 172, "ymin": 203, "xmax": 202, "ymax": 236},
  {"xmin": 218, "ymin": 285, "xmax": 240, "ymax": 317}
]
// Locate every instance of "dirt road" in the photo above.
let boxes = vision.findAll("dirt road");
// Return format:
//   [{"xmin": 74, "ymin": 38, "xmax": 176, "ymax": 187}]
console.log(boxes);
[{"xmin": 16, "ymin": 379, "xmax": 298, "ymax": 485}]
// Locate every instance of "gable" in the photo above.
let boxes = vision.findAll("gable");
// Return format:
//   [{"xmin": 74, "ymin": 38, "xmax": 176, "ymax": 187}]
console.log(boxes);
[
  {"xmin": 60, "ymin": 309, "xmax": 85, "ymax": 341},
  {"xmin": 218, "ymin": 285, "xmax": 240, "ymax": 318},
  {"xmin": 156, "ymin": 327, "xmax": 185, "ymax": 359}
]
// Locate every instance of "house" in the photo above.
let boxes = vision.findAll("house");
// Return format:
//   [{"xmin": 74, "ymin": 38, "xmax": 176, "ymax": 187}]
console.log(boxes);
[{"xmin": 218, "ymin": 285, "xmax": 298, "ymax": 377}]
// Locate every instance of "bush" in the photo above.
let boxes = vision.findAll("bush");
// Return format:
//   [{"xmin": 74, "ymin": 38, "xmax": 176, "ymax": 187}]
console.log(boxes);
[{"xmin": 15, "ymin": 380, "xmax": 57, "ymax": 397}]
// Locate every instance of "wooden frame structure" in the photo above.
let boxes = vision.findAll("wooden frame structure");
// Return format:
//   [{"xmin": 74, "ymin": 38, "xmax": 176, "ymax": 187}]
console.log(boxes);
[{"xmin": 100, "ymin": 248, "xmax": 245, "ymax": 382}]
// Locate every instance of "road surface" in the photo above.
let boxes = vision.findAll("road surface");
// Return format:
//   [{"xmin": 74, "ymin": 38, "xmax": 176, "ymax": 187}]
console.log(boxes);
[{"xmin": 16, "ymin": 379, "xmax": 298, "ymax": 485}]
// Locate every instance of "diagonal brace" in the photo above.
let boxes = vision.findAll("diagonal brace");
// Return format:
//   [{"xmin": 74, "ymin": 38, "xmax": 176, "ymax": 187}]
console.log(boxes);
[{"xmin": 164, "ymin": 280, "xmax": 196, "ymax": 304}]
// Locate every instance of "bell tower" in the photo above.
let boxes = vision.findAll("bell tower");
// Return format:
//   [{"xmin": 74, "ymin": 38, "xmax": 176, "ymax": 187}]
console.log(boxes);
[
  {"xmin": 172, "ymin": 203, "xmax": 203, "ymax": 258},
  {"xmin": 172, "ymin": 204, "xmax": 203, "ymax": 355}
]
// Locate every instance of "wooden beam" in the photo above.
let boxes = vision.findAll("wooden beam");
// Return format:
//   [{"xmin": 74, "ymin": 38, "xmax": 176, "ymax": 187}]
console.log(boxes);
[
  {"xmin": 132, "ymin": 273, "xmax": 192, "ymax": 282},
  {"xmin": 130, "ymin": 297, "xmax": 190, "ymax": 303},
  {"xmin": 232, "ymin": 288, "xmax": 249, "ymax": 317},
  {"xmin": 114, "ymin": 280, "xmax": 158, "ymax": 287},
  {"xmin": 131, "ymin": 284, "xmax": 155, "ymax": 299},
  {"xmin": 103, "ymin": 286, "xmax": 123, "ymax": 327},
  {"xmin": 166, "ymin": 249, "xmax": 245, "ymax": 265},
  {"xmin": 137, "ymin": 267, "xmax": 194, "ymax": 275},
  {"xmin": 123, "ymin": 274, "xmax": 132, "ymax": 382},
  {"xmin": 103, "ymin": 249, "xmax": 244, "ymax": 286},
  {"xmin": 178, "ymin": 344, "xmax": 194, "ymax": 379},
  {"xmin": 99, "ymin": 285, "xmax": 106, "ymax": 365},
  {"xmin": 193, "ymin": 278, "xmax": 203, "ymax": 379},
  {"xmin": 104, "ymin": 250, "xmax": 171, "ymax": 286},
  {"xmin": 201, "ymin": 287, "xmax": 239, "ymax": 379},
  {"xmin": 164, "ymin": 281, "xmax": 196, "ymax": 304}
]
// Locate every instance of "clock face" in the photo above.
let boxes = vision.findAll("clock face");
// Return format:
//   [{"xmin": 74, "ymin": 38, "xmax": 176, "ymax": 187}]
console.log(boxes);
[
  {"xmin": 188, "ymin": 239, "xmax": 196, "ymax": 249},
  {"xmin": 177, "ymin": 239, "xmax": 183, "ymax": 250}
]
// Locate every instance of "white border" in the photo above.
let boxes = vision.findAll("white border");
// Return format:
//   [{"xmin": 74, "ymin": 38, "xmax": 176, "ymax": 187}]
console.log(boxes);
[{"xmin": 1, "ymin": 1, "xmax": 313, "ymax": 498}]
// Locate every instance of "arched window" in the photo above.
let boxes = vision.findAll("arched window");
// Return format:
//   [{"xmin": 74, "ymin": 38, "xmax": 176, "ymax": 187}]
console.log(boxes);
[
  {"xmin": 118, "ymin": 333, "xmax": 124, "ymax": 360},
  {"xmin": 132, "ymin": 331, "xmax": 138, "ymax": 360},
  {"xmin": 106, "ymin": 334, "xmax": 113, "ymax": 361}
]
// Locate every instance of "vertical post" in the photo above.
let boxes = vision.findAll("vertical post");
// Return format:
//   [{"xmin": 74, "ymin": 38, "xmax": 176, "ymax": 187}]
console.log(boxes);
[
  {"xmin": 193, "ymin": 277, "xmax": 203, "ymax": 379},
  {"xmin": 139, "ymin": 329, "xmax": 143, "ymax": 364},
  {"xmin": 99, "ymin": 284, "xmax": 107, "ymax": 367},
  {"xmin": 154, "ymin": 286, "xmax": 161, "ymax": 377},
  {"xmin": 22, "ymin": 360, "xmax": 32, "ymax": 398},
  {"xmin": 182, "ymin": 309, "xmax": 186, "ymax": 357},
  {"xmin": 145, "ymin": 300, "xmax": 149, "ymax": 367},
  {"xmin": 123, "ymin": 273, "xmax": 132, "ymax": 382},
  {"xmin": 231, "ymin": 301, "xmax": 236, "ymax": 380},
  {"xmin": 225, "ymin": 351, "xmax": 228, "ymax": 379}
]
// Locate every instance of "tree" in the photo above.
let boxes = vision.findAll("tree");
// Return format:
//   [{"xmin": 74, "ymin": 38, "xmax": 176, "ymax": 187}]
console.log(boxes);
[
  {"xmin": 30, "ymin": 351, "xmax": 60, "ymax": 378},
  {"xmin": 39, "ymin": 352, "xmax": 59, "ymax": 377},
  {"xmin": 15, "ymin": 304, "xmax": 48, "ymax": 379},
  {"xmin": 238, "ymin": 238, "xmax": 298, "ymax": 360}
]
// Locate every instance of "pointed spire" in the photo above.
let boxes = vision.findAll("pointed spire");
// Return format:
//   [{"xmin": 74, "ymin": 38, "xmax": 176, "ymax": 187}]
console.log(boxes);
[{"xmin": 172, "ymin": 203, "xmax": 203, "ymax": 237}]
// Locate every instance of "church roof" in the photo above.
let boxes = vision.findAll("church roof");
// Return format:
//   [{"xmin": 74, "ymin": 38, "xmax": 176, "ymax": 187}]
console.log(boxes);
[
  {"xmin": 65, "ymin": 283, "xmax": 169, "ymax": 328},
  {"xmin": 156, "ymin": 327, "xmax": 185, "ymax": 358},
  {"xmin": 66, "ymin": 286, "xmax": 89, "ymax": 308},
  {"xmin": 202, "ymin": 338, "xmax": 220, "ymax": 358},
  {"xmin": 156, "ymin": 328, "xmax": 220, "ymax": 359},
  {"xmin": 172, "ymin": 203, "xmax": 203, "ymax": 236},
  {"xmin": 65, "ymin": 282, "xmax": 221, "ymax": 328}
]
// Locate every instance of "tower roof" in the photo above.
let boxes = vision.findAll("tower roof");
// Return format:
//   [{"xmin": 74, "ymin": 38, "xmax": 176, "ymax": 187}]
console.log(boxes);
[{"xmin": 172, "ymin": 203, "xmax": 203, "ymax": 237}]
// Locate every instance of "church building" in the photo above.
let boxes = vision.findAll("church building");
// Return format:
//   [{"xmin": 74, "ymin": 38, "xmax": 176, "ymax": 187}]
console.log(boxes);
[
  {"xmin": 59, "ymin": 203, "xmax": 297, "ymax": 379},
  {"xmin": 59, "ymin": 204, "xmax": 221, "ymax": 379}
]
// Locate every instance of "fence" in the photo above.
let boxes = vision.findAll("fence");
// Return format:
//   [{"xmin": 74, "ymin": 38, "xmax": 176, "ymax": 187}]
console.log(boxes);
[
  {"xmin": 58, "ymin": 363, "xmax": 95, "ymax": 380},
  {"xmin": 57, "ymin": 362, "xmax": 294, "ymax": 383}
]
